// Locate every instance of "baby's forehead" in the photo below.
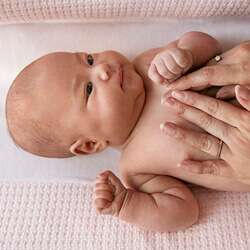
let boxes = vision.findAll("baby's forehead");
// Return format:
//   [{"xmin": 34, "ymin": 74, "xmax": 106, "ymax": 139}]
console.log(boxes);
[
  {"xmin": 34, "ymin": 52, "xmax": 78, "ymax": 80},
  {"xmin": 40, "ymin": 52, "xmax": 76, "ymax": 66}
]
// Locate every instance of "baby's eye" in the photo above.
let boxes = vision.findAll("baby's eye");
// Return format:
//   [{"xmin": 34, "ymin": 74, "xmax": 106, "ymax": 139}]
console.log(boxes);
[
  {"xmin": 87, "ymin": 54, "xmax": 94, "ymax": 66},
  {"xmin": 86, "ymin": 82, "xmax": 93, "ymax": 97}
]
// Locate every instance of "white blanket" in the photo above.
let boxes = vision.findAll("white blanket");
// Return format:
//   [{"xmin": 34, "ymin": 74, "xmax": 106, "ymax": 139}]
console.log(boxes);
[{"xmin": 1, "ymin": 18, "xmax": 249, "ymax": 182}]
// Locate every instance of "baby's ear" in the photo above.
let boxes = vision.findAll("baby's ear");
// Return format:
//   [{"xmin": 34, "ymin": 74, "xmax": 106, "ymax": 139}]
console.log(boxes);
[{"xmin": 70, "ymin": 139, "xmax": 108, "ymax": 156}]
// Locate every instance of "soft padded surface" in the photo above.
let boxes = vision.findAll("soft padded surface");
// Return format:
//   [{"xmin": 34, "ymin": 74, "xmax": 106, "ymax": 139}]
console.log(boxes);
[
  {"xmin": 0, "ymin": 0, "xmax": 249, "ymax": 24},
  {"xmin": 0, "ymin": 17, "xmax": 250, "ymax": 248},
  {"xmin": 1, "ymin": 18, "xmax": 250, "ymax": 182},
  {"xmin": 0, "ymin": 182, "xmax": 249, "ymax": 249}
]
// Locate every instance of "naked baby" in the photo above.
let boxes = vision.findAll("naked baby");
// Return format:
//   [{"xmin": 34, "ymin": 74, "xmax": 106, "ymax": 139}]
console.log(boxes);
[{"xmin": 6, "ymin": 31, "xmax": 250, "ymax": 232}]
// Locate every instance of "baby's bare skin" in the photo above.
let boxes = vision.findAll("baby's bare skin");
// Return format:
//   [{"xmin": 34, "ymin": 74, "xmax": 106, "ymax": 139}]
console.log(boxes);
[
  {"xmin": 7, "ymin": 31, "xmax": 249, "ymax": 232},
  {"xmin": 120, "ymin": 46, "xmax": 249, "ymax": 192},
  {"xmin": 93, "ymin": 32, "xmax": 250, "ymax": 232}
]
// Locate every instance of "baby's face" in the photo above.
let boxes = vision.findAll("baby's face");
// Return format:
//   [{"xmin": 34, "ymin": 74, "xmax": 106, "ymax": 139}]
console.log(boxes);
[{"xmin": 35, "ymin": 51, "xmax": 145, "ymax": 155}]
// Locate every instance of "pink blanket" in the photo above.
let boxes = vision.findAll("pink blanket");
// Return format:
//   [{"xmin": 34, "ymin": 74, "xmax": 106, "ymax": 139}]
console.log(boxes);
[
  {"xmin": 0, "ymin": 181, "xmax": 249, "ymax": 248},
  {"xmin": 0, "ymin": 0, "xmax": 249, "ymax": 24}
]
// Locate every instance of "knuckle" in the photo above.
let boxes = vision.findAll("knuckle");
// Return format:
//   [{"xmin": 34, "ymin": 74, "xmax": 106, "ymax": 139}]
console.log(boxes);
[
  {"xmin": 159, "ymin": 67, "xmax": 170, "ymax": 77},
  {"xmin": 241, "ymin": 113, "xmax": 250, "ymax": 132},
  {"xmin": 175, "ymin": 130, "xmax": 187, "ymax": 141},
  {"xmin": 205, "ymin": 162, "xmax": 218, "ymax": 175},
  {"xmin": 239, "ymin": 63, "xmax": 250, "ymax": 85},
  {"xmin": 198, "ymin": 135, "xmax": 212, "ymax": 151},
  {"xmin": 220, "ymin": 127, "xmax": 228, "ymax": 139},
  {"xmin": 181, "ymin": 74, "xmax": 191, "ymax": 88},
  {"xmin": 168, "ymin": 62, "xmax": 178, "ymax": 71},
  {"xmin": 179, "ymin": 57, "xmax": 188, "ymax": 67},
  {"xmin": 207, "ymin": 99, "xmax": 220, "ymax": 116},
  {"xmin": 176, "ymin": 104, "xmax": 186, "ymax": 115},
  {"xmin": 201, "ymin": 66, "xmax": 215, "ymax": 80},
  {"xmin": 105, "ymin": 170, "xmax": 112, "ymax": 176},
  {"xmin": 187, "ymin": 93, "xmax": 197, "ymax": 106},
  {"xmin": 198, "ymin": 114, "xmax": 211, "ymax": 128}
]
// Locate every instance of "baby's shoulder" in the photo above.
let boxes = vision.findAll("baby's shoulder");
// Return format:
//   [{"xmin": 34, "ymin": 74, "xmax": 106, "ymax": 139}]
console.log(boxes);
[
  {"xmin": 132, "ymin": 46, "xmax": 164, "ymax": 69},
  {"xmin": 119, "ymin": 151, "xmax": 157, "ymax": 190},
  {"xmin": 119, "ymin": 135, "xmax": 159, "ymax": 189},
  {"xmin": 132, "ymin": 41, "xmax": 179, "ymax": 69}
]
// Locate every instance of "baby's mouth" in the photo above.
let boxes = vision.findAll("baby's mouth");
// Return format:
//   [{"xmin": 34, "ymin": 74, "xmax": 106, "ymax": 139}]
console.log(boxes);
[{"xmin": 118, "ymin": 67, "xmax": 123, "ymax": 88}]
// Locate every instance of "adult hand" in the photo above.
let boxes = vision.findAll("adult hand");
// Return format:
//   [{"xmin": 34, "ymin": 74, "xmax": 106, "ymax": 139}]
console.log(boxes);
[
  {"xmin": 165, "ymin": 40, "xmax": 250, "ymax": 110},
  {"xmin": 160, "ymin": 41, "xmax": 250, "ymax": 185}
]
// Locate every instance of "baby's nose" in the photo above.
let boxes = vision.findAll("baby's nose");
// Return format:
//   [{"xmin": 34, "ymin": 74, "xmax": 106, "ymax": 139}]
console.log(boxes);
[{"xmin": 98, "ymin": 64, "xmax": 110, "ymax": 81}]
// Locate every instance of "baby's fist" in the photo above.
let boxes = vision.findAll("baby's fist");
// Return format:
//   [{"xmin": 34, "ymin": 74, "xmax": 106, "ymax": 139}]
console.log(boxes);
[
  {"xmin": 148, "ymin": 47, "xmax": 193, "ymax": 85},
  {"xmin": 93, "ymin": 170, "xmax": 127, "ymax": 217}
]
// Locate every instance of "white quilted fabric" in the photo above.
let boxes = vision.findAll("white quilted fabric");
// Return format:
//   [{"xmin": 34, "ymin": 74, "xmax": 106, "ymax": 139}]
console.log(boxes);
[{"xmin": 0, "ymin": 0, "xmax": 249, "ymax": 24}]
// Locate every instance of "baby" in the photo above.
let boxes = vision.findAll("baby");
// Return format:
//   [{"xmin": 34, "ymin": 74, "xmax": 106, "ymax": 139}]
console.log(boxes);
[{"xmin": 6, "ymin": 31, "xmax": 250, "ymax": 232}]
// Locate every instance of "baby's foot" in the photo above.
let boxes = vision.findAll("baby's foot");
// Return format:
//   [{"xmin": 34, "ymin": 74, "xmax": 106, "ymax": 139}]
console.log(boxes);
[{"xmin": 93, "ymin": 170, "xmax": 127, "ymax": 217}]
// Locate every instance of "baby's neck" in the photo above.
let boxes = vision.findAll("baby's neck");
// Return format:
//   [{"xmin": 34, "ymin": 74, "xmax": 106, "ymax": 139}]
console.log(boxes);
[{"xmin": 119, "ymin": 88, "xmax": 146, "ymax": 151}]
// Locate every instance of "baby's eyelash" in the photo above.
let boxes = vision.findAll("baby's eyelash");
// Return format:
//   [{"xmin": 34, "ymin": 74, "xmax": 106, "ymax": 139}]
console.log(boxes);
[
  {"xmin": 87, "ymin": 54, "xmax": 94, "ymax": 66},
  {"xmin": 86, "ymin": 82, "xmax": 93, "ymax": 98}
]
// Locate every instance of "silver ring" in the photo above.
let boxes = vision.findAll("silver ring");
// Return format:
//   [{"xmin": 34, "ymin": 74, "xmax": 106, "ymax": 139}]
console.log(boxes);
[
  {"xmin": 215, "ymin": 55, "xmax": 221, "ymax": 62},
  {"xmin": 217, "ymin": 139, "xmax": 223, "ymax": 158}
]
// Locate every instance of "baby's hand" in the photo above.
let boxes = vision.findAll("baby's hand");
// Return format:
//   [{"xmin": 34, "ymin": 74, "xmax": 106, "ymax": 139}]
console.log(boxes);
[
  {"xmin": 93, "ymin": 170, "xmax": 127, "ymax": 217},
  {"xmin": 148, "ymin": 47, "xmax": 193, "ymax": 85}
]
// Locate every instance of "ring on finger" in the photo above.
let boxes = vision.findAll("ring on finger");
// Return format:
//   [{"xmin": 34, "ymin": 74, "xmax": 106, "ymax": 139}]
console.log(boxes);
[
  {"xmin": 215, "ymin": 55, "xmax": 222, "ymax": 62},
  {"xmin": 217, "ymin": 139, "xmax": 224, "ymax": 158}
]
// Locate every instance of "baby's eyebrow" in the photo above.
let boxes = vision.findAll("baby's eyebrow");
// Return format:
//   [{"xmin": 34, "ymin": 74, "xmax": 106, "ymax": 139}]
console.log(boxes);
[
  {"xmin": 75, "ymin": 52, "xmax": 86, "ymax": 65},
  {"xmin": 72, "ymin": 54, "xmax": 87, "ymax": 108}
]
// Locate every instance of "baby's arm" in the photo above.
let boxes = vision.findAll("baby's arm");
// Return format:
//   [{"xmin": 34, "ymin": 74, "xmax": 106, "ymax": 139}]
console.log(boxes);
[
  {"xmin": 148, "ymin": 31, "xmax": 222, "ymax": 84},
  {"xmin": 93, "ymin": 171, "xmax": 198, "ymax": 232}
]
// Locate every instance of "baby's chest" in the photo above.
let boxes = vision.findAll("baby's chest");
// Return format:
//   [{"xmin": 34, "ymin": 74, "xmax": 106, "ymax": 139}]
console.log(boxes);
[{"xmin": 126, "ymin": 94, "xmax": 202, "ymax": 174}]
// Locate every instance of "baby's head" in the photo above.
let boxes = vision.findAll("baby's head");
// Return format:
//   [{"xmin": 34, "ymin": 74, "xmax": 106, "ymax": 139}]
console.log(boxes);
[{"xmin": 6, "ymin": 51, "xmax": 145, "ymax": 158}]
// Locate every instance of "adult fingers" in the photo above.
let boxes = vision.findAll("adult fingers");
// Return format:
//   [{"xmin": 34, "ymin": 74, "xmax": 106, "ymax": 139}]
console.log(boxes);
[
  {"xmin": 216, "ymin": 85, "xmax": 236, "ymax": 99},
  {"xmin": 199, "ymin": 86, "xmax": 221, "ymax": 97},
  {"xmin": 177, "ymin": 159, "xmax": 235, "ymax": 178},
  {"xmin": 165, "ymin": 64, "xmax": 248, "ymax": 91},
  {"xmin": 160, "ymin": 122, "xmax": 230, "ymax": 159},
  {"xmin": 163, "ymin": 90, "xmax": 245, "ymax": 128},
  {"xmin": 235, "ymin": 85, "xmax": 250, "ymax": 111}
]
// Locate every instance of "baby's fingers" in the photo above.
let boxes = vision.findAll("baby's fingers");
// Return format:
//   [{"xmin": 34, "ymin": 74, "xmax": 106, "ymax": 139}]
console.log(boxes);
[
  {"xmin": 148, "ymin": 63, "xmax": 169, "ymax": 85},
  {"xmin": 94, "ymin": 183, "xmax": 116, "ymax": 193},
  {"xmin": 162, "ymin": 53, "xmax": 183, "ymax": 75},
  {"xmin": 170, "ymin": 48, "xmax": 188, "ymax": 69},
  {"xmin": 95, "ymin": 177, "xmax": 112, "ymax": 185},
  {"xmin": 93, "ymin": 198, "xmax": 111, "ymax": 214},
  {"xmin": 93, "ymin": 189, "xmax": 114, "ymax": 202}
]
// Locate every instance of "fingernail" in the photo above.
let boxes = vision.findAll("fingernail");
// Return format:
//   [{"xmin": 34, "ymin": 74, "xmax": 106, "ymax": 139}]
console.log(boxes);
[
  {"xmin": 164, "ymin": 98, "xmax": 175, "ymax": 110},
  {"xmin": 235, "ymin": 85, "xmax": 248, "ymax": 100},
  {"xmin": 162, "ymin": 123, "xmax": 176, "ymax": 134},
  {"xmin": 180, "ymin": 163, "xmax": 190, "ymax": 170},
  {"xmin": 178, "ymin": 163, "xmax": 190, "ymax": 170},
  {"xmin": 172, "ymin": 91, "xmax": 186, "ymax": 101}
]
